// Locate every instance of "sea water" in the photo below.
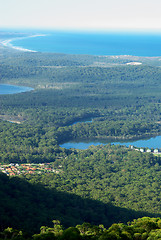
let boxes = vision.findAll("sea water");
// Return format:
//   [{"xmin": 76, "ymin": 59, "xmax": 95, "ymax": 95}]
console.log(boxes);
[{"xmin": 3, "ymin": 30, "xmax": 161, "ymax": 56}]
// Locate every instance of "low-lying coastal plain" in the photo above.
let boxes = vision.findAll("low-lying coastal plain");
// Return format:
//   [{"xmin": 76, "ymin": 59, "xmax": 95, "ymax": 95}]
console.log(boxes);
[{"xmin": 1, "ymin": 30, "xmax": 161, "ymax": 235}]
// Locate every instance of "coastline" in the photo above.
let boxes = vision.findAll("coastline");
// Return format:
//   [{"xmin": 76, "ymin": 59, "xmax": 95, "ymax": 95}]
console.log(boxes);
[
  {"xmin": 0, "ymin": 31, "xmax": 161, "ymax": 56},
  {"xmin": 0, "ymin": 34, "xmax": 47, "ymax": 52}
]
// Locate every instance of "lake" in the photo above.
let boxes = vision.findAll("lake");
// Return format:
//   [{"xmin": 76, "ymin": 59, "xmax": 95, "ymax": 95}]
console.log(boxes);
[
  {"xmin": 60, "ymin": 135, "xmax": 161, "ymax": 150},
  {"xmin": 0, "ymin": 84, "xmax": 33, "ymax": 94}
]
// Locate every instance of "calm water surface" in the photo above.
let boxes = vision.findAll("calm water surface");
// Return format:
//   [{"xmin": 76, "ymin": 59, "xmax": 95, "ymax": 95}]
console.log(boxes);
[
  {"xmin": 0, "ymin": 84, "xmax": 33, "ymax": 94},
  {"xmin": 60, "ymin": 135, "xmax": 161, "ymax": 150},
  {"xmin": 9, "ymin": 31, "xmax": 161, "ymax": 56}
]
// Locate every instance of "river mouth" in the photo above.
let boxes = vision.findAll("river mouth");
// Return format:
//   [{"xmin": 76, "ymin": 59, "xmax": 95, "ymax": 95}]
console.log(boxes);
[
  {"xmin": 60, "ymin": 135, "xmax": 161, "ymax": 150},
  {"xmin": 0, "ymin": 84, "xmax": 33, "ymax": 94}
]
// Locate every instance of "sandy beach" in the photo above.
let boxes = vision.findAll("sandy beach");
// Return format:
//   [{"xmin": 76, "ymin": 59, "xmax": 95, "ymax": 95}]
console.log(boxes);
[{"xmin": 0, "ymin": 34, "xmax": 46, "ymax": 52}]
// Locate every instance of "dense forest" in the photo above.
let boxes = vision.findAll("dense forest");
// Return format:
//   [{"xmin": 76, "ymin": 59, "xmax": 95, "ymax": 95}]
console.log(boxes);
[
  {"xmin": 1, "ymin": 144, "xmax": 161, "ymax": 234},
  {"xmin": 1, "ymin": 50, "xmax": 161, "ymax": 163},
  {"xmin": 0, "ymin": 170, "xmax": 151, "ymax": 234},
  {"xmin": 1, "ymin": 32, "xmax": 161, "ymax": 237}
]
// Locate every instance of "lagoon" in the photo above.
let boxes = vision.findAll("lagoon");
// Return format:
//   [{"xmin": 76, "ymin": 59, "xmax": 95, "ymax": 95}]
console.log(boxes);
[
  {"xmin": 0, "ymin": 84, "xmax": 33, "ymax": 95},
  {"xmin": 60, "ymin": 135, "xmax": 161, "ymax": 150}
]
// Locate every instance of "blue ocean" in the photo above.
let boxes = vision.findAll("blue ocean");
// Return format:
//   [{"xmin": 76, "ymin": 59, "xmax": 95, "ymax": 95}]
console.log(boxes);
[{"xmin": 8, "ymin": 31, "xmax": 161, "ymax": 56}]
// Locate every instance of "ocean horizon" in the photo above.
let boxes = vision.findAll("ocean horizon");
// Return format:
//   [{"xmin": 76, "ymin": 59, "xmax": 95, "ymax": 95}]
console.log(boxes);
[{"xmin": 1, "ymin": 30, "xmax": 161, "ymax": 56}]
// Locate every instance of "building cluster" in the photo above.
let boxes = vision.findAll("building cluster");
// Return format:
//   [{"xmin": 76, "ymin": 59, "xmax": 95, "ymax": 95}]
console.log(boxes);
[
  {"xmin": 0, "ymin": 163, "xmax": 62, "ymax": 176},
  {"xmin": 130, "ymin": 145, "xmax": 161, "ymax": 154}
]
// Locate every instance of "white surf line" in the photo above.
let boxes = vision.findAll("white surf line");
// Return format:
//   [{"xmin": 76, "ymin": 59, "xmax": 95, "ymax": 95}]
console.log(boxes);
[
  {"xmin": 126, "ymin": 62, "xmax": 142, "ymax": 65},
  {"xmin": 0, "ymin": 34, "xmax": 47, "ymax": 52}
]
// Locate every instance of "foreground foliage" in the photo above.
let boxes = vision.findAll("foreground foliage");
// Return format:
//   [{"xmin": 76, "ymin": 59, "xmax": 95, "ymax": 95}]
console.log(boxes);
[{"xmin": 2, "ymin": 217, "xmax": 161, "ymax": 240}]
